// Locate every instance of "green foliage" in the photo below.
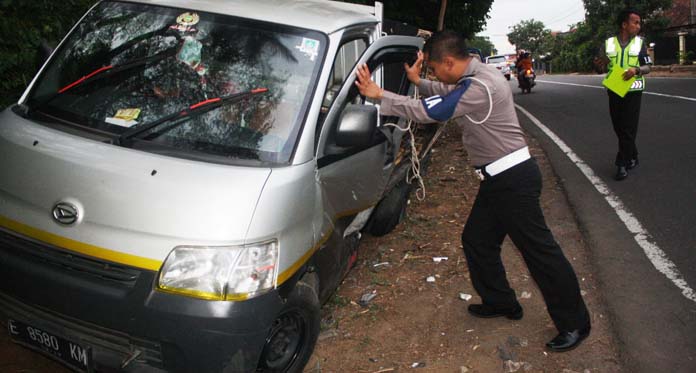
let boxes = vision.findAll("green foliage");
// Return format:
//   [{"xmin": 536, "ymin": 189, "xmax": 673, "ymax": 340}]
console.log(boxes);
[
  {"xmin": 468, "ymin": 35, "xmax": 497, "ymax": 56},
  {"xmin": 342, "ymin": 0, "xmax": 494, "ymax": 37},
  {"xmin": 0, "ymin": 0, "xmax": 98, "ymax": 108},
  {"xmin": 507, "ymin": 19, "xmax": 552, "ymax": 57},
  {"xmin": 547, "ymin": 0, "xmax": 673, "ymax": 73},
  {"xmin": 678, "ymin": 50, "xmax": 696, "ymax": 65}
]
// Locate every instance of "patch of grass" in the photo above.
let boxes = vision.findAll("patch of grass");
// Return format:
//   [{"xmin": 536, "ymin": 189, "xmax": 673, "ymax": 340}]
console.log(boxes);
[
  {"xmin": 370, "ymin": 274, "xmax": 391, "ymax": 287},
  {"xmin": 328, "ymin": 294, "xmax": 350, "ymax": 308}
]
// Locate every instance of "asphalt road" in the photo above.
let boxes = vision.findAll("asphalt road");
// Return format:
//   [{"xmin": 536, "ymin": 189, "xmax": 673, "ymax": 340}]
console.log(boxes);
[{"xmin": 512, "ymin": 74, "xmax": 696, "ymax": 373}]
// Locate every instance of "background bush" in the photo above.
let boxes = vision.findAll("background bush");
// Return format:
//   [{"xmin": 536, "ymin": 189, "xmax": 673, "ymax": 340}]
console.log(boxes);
[{"xmin": 0, "ymin": 0, "xmax": 98, "ymax": 108}]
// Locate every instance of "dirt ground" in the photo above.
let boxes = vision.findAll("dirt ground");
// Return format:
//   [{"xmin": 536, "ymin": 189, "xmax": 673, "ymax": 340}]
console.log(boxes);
[
  {"xmin": 0, "ymin": 123, "xmax": 624, "ymax": 373},
  {"xmin": 305, "ymin": 123, "xmax": 623, "ymax": 373}
]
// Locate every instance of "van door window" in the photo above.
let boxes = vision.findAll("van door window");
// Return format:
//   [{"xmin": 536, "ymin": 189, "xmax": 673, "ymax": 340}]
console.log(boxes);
[{"xmin": 321, "ymin": 39, "xmax": 367, "ymax": 111}]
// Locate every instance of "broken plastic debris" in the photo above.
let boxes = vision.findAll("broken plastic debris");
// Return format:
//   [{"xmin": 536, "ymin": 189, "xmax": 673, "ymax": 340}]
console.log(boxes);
[
  {"xmin": 373, "ymin": 262, "xmax": 390, "ymax": 268},
  {"xmin": 459, "ymin": 293, "xmax": 472, "ymax": 301},
  {"xmin": 503, "ymin": 360, "xmax": 523, "ymax": 373},
  {"xmin": 520, "ymin": 291, "xmax": 532, "ymax": 299},
  {"xmin": 432, "ymin": 256, "xmax": 448, "ymax": 262},
  {"xmin": 358, "ymin": 290, "xmax": 377, "ymax": 307},
  {"xmin": 411, "ymin": 362, "xmax": 426, "ymax": 368},
  {"xmin": 426, "ymin": 276, "xmax": 436, "ymax": 283}
]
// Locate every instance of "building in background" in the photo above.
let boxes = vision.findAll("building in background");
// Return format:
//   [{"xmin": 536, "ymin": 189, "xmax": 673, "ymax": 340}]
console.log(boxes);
[{"xmin": 653, "ymin": 0, "xmax": 696, "ymax": 65}]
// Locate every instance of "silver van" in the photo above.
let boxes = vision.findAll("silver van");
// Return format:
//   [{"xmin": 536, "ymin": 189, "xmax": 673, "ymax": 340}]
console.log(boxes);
[{"xmin": 0, "ymin": 0, "xmax": 426, "ymax": 371}]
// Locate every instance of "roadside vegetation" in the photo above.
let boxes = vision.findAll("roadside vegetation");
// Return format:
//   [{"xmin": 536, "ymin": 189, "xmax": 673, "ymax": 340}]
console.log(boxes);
[{"xmin": 507, "ymin": 0, "xmax": 674, "ymax": 73}]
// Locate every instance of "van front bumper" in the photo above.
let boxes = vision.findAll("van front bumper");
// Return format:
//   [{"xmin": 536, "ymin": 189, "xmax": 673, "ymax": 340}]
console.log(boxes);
[{"xmin": 0, "ymin": 228, "xmax": 285, "ymax": 372}]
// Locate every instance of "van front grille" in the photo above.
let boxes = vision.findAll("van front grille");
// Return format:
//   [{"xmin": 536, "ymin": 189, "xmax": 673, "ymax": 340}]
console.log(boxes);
[{"xmin": 0, "ymin": 228, "xmax": 141, "ymax": 285}]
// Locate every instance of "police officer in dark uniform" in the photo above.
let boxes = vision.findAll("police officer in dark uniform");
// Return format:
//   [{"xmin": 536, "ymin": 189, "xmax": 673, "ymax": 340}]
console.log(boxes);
[
  {"xmin": 594, "ymin": 8, "xmax": 652, "ymax": 181},
  {"xmin": 355, "ymin": 31, "xmax": 590, "ymax": 352}
]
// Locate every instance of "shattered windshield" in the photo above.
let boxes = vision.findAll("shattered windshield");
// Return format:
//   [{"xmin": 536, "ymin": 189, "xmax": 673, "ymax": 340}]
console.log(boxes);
[{"xmin": 26, "ymin": 1, "xmax": 326, "ymax": 164}]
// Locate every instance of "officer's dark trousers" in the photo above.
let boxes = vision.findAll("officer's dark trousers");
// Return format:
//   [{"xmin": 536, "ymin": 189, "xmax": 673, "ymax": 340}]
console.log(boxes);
[
  {"xmin": 608, "ymin": 90, "xmax": 642, "ymax": 167},
  {"xmin": 461, "ymin": 159, "xmax": 590, "ymax": 332}
]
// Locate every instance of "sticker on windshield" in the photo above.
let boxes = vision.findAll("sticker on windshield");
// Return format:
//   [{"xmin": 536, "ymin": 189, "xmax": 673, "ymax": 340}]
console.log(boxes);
[
  {"xmin": 295, "ymin": 38, "xmax": 320, "ymax": 61},
  {"xmin": 114, "ymin": 108, "xmax": 141, "ymax": 121},
  {"xmin": 171, "ymin": 12, "xmax": 200, "ymax": 33},
  {"xmin": 105, "ymin": 108, "xmax": 141, "ymax": 128}
]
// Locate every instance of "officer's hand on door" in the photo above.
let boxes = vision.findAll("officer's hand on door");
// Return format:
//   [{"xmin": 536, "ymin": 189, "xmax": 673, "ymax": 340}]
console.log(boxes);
[{"xmin": 355, "ymin": 64, "xmax": 383, "ymax": 100}]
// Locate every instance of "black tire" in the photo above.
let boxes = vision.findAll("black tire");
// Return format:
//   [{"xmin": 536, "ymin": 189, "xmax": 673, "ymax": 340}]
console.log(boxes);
[
  {"xmin": 366, "ymin": 179, "xmax": 412, "ymax": 237},
  {"xmin": 257, "ymin": 278, "xmax": 320, "ymax": 373}
]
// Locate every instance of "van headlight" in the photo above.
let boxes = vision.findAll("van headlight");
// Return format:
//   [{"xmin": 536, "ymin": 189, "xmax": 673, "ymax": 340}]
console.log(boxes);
[{"xmin": 157, "ymin": 240, "xmax": 278, "ymax": 301}]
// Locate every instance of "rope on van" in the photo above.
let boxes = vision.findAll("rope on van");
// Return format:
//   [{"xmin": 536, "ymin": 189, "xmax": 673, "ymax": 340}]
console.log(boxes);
[
  {"xmin": 381, "ymin": 76, "xmax": 493, "ymax": 201},
  {"xmin": 383, "ymin": 86, "xmax": 428, "ymax": 201}
]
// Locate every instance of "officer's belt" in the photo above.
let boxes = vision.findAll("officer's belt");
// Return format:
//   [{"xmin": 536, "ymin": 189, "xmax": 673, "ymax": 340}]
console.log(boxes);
[{"xmin": 474, "ymin": 146, "xmax": 531, "ymax": 181}]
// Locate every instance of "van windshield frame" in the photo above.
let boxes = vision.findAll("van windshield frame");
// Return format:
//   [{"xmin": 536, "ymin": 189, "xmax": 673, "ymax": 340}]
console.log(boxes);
[{"xmin": 25, "ymin": 1, "xmax": 328, "ymax": 166}]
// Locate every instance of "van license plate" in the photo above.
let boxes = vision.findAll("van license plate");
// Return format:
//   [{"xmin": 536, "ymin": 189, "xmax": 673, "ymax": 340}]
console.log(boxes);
[{"xmin": 7, "ymin": 319, "xmax": 90, "ymax": 372}]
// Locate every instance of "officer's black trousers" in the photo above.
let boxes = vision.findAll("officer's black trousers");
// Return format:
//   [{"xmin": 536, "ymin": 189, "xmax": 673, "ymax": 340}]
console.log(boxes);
[
  {"xmin": 461, "ymin": 159, "xmax": 590, "ymax": 332},
  {"xmin": 608, "ymin": 90, "xmax": 643, "ymax": 167}
]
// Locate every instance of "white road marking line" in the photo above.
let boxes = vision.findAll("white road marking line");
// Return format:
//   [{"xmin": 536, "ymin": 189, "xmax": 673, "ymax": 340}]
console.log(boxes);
[
  {"xmin": 515, "ymin": 103, "xmax": 696, "ymax": 303},
  {"xmin": 536, "ymin": 79, "xmax": 696, "ymax": 102}
]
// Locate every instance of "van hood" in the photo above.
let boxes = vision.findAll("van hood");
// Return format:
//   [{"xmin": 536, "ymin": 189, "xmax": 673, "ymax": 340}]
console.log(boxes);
[{"xmin": 0, "ymin": 110, "xmax": 271, "ymax": 270}]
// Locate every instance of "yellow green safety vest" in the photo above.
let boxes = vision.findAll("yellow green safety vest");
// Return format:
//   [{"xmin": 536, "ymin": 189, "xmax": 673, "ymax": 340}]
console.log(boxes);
[{"xmin": 605, "ymin": 36, "xmax": 645, "ymax": 92}]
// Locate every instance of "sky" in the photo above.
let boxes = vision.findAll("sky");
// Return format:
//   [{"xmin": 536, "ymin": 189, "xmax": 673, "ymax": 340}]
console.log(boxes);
[{"xmin": 480, "ymin": 0, "xmax": 587, "ymax": 55}]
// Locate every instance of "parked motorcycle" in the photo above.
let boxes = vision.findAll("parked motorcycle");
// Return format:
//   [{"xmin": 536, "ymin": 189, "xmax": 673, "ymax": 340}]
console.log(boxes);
[{"xmin": 518, "ymin": 68, "xmax": 536, "ymax": 93}]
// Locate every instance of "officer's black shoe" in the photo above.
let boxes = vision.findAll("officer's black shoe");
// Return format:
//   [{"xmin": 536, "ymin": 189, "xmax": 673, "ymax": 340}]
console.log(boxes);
[
  {"xmin": 467, "ymin": 303, "xmax": 523, "ymax": 320},
  {"xmin": 546, "ymin": 325, "xmax": 591, "ymax": 352},
  {"xmin": 614, "ymin": 166, "xmax": 628, "ymax": 181},
  {"xmin": 627, "ymin": 159, "xmax": 639, "ymax": 170}
]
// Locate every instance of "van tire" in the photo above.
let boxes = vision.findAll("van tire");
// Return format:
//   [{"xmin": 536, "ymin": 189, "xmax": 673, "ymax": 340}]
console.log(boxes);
[
  {"xmin": 366, "ymin": 179, "xmax": 412, "ymax": 237},
  {"xmin": 257, "ymin": 277, "xmax": 320, "ymax": 372}
]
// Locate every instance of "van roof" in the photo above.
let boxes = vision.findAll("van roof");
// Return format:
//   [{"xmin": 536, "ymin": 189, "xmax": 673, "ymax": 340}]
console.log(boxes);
[{"xmin": 122, "ymin": 0, "xmax": 379, "ymax": 33}]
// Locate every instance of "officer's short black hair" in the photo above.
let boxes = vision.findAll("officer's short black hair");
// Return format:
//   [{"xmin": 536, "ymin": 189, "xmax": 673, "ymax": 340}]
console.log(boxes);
[
  {"xmin": 617, "ymin": 8, "xmax": 641, "ymax": 29},
  {"xmin": 423, "ymin": 31, "xmax": 469, "ymax": 62}
]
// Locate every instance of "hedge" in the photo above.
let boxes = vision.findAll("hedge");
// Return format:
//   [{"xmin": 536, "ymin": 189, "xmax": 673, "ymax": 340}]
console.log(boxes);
[{"xmin": 0, "ymin": 0, "xmax": 98, "ymax": 108}]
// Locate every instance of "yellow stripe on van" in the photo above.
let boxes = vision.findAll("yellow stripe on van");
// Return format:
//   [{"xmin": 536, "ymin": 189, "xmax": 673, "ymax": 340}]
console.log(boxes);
[{"xmin": 0, "ymin": 215, "xmax": 162, "ymax": 271}]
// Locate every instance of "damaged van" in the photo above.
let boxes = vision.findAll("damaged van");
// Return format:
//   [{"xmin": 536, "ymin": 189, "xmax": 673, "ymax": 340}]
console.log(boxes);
[{"xmin": 0, "ymin": 0, "xmax": 428, "ymax": 371}]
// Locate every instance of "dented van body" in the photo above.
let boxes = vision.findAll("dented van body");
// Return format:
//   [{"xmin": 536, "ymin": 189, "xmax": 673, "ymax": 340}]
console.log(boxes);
[{"xmin": 0, "ymin": 0, "xmax": 424, "ymax": 371}]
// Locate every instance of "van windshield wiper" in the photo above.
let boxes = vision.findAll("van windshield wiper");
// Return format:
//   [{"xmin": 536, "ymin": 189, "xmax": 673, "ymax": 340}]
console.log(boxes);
[
  {"xmin": 28, "ymin": 47, "xmax": 179, "ymax": 114},
  {"xmin": 114, "ymin": 88, "xmax": 269, "ymax": 146}
]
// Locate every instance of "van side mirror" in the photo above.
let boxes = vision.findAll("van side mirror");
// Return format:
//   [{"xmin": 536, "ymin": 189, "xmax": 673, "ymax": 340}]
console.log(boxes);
[{"xmin": 335, "ymin": 104, "xmax": 378, "ymax": 148}]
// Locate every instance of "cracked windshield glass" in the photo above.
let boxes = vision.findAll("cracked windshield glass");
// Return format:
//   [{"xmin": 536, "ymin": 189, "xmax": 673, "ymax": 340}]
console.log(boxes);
[{"xmin": 28, "ymin": 1, "xmax": 325, "ymax": 164}]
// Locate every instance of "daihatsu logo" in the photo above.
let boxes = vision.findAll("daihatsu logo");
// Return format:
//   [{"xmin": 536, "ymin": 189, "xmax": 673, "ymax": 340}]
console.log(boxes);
[{"xmin": 52, "ymin": 202, "xmax": 79, "ymax": 225}]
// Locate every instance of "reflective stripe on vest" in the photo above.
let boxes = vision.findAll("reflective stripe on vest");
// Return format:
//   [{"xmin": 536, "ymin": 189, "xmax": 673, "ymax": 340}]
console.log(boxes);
[{"xmin": 606, "ymin": 36, "xmax": 645, "ymax": 92}]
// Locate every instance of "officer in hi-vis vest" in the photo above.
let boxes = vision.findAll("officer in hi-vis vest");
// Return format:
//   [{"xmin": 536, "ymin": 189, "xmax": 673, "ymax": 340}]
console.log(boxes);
[{"xmin": 594, "ymin": 8, "xmax": 652, "ymax": 181}]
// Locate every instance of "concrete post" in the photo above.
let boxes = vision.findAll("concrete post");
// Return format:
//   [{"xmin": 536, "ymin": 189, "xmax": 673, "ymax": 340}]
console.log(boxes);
[{"xmin": 678, "ymin": 31, "xmax": 687, "ymax": 65}]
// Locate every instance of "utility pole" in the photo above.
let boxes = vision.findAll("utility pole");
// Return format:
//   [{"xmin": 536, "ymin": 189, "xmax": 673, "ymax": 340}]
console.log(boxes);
[
  {"xmin": 691, "ymin": 0, "xmax": 696, "ymax": 27},
  {"xmin": 437, "ymin": 0, "xmax": 447, "ymax": 31}
]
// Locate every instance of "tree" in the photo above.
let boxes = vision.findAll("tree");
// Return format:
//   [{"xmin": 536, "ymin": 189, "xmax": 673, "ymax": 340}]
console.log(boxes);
[
  {"xmin": 506, "ymin": 19, "xmax": 552, "ymax": 57},
  {"xmin": 583, "ymin": 0, "xmax": 672, "ymax": 41},
  {"xmin": 547, "ymin": 0, "xmax": 674, "ymax": 73},
  {"xmin": 468, "ymin": 35, "xmax": 497, "ymax": 56},
  {"xmin": 344, "ymin": 0, "xmax": 494, "ymax": 37},
  {"xmin": 0, "ymin": 0, "xmax": 99, "ymax": 107}
]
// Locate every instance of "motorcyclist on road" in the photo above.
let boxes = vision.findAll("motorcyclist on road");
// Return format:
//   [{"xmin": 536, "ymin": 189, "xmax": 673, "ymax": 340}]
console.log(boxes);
[{"xmin": 516, "ymin": 51, "xmax": 534, "ymax": 88}]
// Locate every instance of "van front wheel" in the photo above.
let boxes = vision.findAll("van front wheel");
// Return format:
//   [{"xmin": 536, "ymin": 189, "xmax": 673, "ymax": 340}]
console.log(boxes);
[
  {"xmin": 365, "ymin": 179, "xmax": 412, "ymax": 237},
  {"xmin": 257, "ymin": 278, "xmax": 320, "ymax": 372}
]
